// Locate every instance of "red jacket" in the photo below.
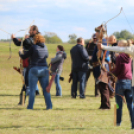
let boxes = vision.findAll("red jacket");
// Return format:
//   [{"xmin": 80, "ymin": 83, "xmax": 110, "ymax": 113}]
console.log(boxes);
[
  {"xmin": 112, "ymin": 53, "xmax": 132, "ymax": 80},
  {"xmin": 23, "ymin": 58, "xmax": 29, "ymax": 68}
]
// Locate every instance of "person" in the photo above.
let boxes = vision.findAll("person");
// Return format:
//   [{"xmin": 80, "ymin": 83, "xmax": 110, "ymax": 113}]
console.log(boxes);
[
  {"xmin": 108, "ymin": 40, "xmax": 134, "ymax": 129},
  {"xmin": 11, "ymin": 32, "xmax": 40, "ymax": 105},
  {"xmin": 107, "ymin": 35, "xmax": 117, "ymax": 98},
  {"xmin": 92, "ymin": 25, "xmax": 111, "ymax": 109},
  {"xmin": 97, "ymin": 39, "xmax": 134, "ymax": 103},
  {"xmin": 70, "ymin": 37, "xmax": 89, "ymax": 98},
  {"xmin": 50, "ymin": 45, "xmax": 67, "ymax": 96},
  {"xmin": 108, "ymin": 35, "xmax": 117, "ymax": 65},
  {"xmin": 85, "ymin": 33, "xmax": 100, "ymax": 97},
  {"xmin": 19, "ymin": 33, "xmax": 52, "ymax": 110}
]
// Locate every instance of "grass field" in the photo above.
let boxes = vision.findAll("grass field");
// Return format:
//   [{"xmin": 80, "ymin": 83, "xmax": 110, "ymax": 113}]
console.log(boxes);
[{"xmin": 0, "ymin": 42, "xmax": 134, "ymax": 134}]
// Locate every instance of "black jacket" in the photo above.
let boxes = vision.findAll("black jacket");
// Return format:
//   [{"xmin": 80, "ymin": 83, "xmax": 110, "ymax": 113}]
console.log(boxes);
[
  {"xmin": 85, "ymin": 42, "xmax": 96, "ymax": 56},
  {"xmin": 13, "ymin": 37, "xmax": 34, "ymax": 50},
  {"xmin": 19, "ymin": 43, "xmax": 48, "ymax": 67},
  {"xmin": 70, "ymin": 44, "xmax": 89, "ymax": 72}
]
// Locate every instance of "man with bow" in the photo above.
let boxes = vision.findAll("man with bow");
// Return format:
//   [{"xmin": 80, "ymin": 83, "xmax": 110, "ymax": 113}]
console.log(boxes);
[
  {"xmin": 11, "ymin": 25, "xmax": 40, "ymax": 105},
  {"xmin": 92, "ymin": 24, "xmax": 111, "ymax": 109}
]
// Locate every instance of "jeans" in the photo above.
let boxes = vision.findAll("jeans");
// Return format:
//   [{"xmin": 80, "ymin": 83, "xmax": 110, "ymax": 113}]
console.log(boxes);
[
  {"xmin": 26, "ymin": 85, "xmax": 39, "ymax": 96},
  {"xmin": 71, "ymin": 71, "xmax": 86, "ymax": 98},
  {"xmin": 132, "ymin": 87, "xmax": 134, "ymax": 103},
  {"xmin": 86, "ymin": 69, "xmax": 99, "ymax": 96},
  {"xmin": 115, "ymin": 79, "xmax": 134, "ymax": 128},
  {"xmin": 23, "ymin": 67, "xmax": 39, "ymax": 96},
  {"xmin": 55, "ymin": 74, "xmax": 62, "ymax": 96},
  {"xmin": 27, "ymin": 66, "xmax": 52, "ymax": 109}
]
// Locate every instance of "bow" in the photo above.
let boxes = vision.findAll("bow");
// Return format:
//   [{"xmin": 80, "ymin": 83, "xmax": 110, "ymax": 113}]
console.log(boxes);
[
  {"xmin": 0, "ymin": 28, "xmax": 27, "ymax": 59},
  {"xmin": 105, "ymin": 7, "xmax": 123, "ymax": 25},
  {"xmin": 19, "ymin": 20, "xmax": 34, "ymax": 85},
  {"xmin": 97, "ymin": 7, "xmax": 123, "ymax": 74},
  {"xmin": 0, "ymin": 28, "xmax": 12, "ymax": 60}
]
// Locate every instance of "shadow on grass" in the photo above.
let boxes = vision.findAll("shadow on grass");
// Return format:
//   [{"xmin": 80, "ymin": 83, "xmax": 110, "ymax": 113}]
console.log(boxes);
[
  {"xmin": 0, "ymin": 108, "xmax": 48, "ymax": 111},
  {"xmin": 51, "ymin": 95, "xmax": 95, "ymax": 98},
  {"xmin": 54, "ymin": 108, "xmax": 100, "ymax": 111},
  {"xmin": 0, "ymin": 107, "xmax": 98, "ymax": 111},
  {"xmin": 0, "ymin": 126, "xmax": 116, "ymax": 130},
  {"xmin": 0, "ymin": 126, "xmax": 22, "ymax": 129},
  {"xmin": 0, "ymin": 94, "xmax": 19, "ymax": 97},
  {"xmin": 0, "ymin": 108, "xmax": 24, "ymax": 110},
  {"xmin": 0, "ymin": 94, "xmax": 96, "ymax": 98}
]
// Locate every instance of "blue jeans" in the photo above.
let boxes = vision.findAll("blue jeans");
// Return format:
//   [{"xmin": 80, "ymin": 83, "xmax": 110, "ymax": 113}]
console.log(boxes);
[
  {"xmin": 132, "ymin": 87, "xmax": 134, "ymax": 103},
  {"xmin": 55, "ymin": 74, "xmax": 62, "ymax": 96},
  {"xmin": 27, "ymin": 66, "xmax": 52, "ymax": 109},
  {"xmin": 115, "ymin": 80, "xmax": 134, "ymax": 128},
  {"xmin": 71, "ymin": 71, "xmax": 86, "ymax": 98},
  {"xmin": 26, "ymin": 85, "xmax": 39, "ymax": 96},
  {"xmin": 23, "ymin": 67, "xmax": 39, "ymax": 96}
]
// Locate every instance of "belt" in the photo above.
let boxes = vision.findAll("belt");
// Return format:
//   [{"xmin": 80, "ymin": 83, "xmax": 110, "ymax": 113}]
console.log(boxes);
[{"xmin": 92, "ymin": 61, "xmax": 100, "ymax": 68}]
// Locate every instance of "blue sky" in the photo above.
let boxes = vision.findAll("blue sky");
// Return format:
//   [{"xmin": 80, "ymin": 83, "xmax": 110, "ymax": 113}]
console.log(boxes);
[{"xmin": 0, "ymin": 0, "xmax": 134, "ymax": 41}]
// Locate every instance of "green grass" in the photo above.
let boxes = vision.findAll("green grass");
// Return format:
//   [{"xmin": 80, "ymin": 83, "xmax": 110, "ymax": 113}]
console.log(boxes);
[{"xmin": 0, "ymin": 42, "xmax": 134, "ymax": 134}]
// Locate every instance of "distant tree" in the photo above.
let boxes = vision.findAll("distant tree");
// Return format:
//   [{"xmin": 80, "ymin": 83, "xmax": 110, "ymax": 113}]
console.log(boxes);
[
  {"xmin": 69, "ymin": 34, "xmax": 77, "ymax": 40},
  {"xmin": 113, "ymin": 30, "xmax": 134, "ymax": 40},
  {"xmin": 113, "ymin": 32, "xmax": 120, "ymax": 39},
  {"xmin": 0, "ymin": 39, "xmax": 12, "ymax": 42},
  {"xmin": 68, "ymin": 34, "xmax": 77, "ymax": 44},
  {"xmin": 44, "ymin": 32, "xmax": 62, "ymax": 44},
  {"xmin": 120, "ymin": 30, "xmax": 133, "ymax": 39}
]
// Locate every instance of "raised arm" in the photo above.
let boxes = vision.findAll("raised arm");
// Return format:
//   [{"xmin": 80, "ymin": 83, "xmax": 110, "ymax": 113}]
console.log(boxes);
[
  {"xmin": 11, "ymin": 34, "xmax": 21, "ymax": 46},
  {"xmin": 13, "ymin": 38, "xmax": 21, "ymax": 46},
  {"xmin": 101, "ymin": 45, "xmax": 134, "ymax": 57}
]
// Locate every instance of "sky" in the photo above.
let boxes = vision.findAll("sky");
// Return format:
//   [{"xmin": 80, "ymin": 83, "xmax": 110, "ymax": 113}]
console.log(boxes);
[{"xmin": 0, "ymin": 0, "xmax": 134, "ymax": 42}]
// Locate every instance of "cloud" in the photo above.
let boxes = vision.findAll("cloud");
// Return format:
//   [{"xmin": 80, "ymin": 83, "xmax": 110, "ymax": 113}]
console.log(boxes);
[
  {"xmin": 0, "ymin": 4, "xmax": 9, "ymax": 11},
  {"xmin": 0, "ymin": 0, "xmax": 134, "ymax": 41}
]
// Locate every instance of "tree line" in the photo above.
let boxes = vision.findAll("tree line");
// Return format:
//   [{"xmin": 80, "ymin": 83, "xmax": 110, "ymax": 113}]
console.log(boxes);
[{"xmin": 0, "ymin": 30, "xmax": 134, "ymax": 43}]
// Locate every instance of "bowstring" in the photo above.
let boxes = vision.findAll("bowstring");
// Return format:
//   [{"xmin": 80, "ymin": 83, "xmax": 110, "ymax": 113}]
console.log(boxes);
[
  {"xmin": 8, "ymin": 37, "xmax": 12, "ymax": 60},
  {"xmin": 122, "ymin": 9, "xmax": 134, "ymax": 35}
]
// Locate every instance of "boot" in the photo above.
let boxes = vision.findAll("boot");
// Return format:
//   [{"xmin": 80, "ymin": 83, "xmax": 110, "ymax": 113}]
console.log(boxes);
[{"xmin": 18, "ymin": 94, "xmax": 23, "ymax": 105}]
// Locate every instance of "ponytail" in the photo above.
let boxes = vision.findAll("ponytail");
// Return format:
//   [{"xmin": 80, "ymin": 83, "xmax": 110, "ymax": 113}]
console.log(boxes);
[{"xmin": 127, "ymin": 39, "xmax": 133, "ymax": 47}]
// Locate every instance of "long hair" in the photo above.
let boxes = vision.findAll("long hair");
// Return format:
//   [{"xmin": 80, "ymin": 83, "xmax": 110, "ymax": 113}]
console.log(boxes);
[
  {"xmin": 32, "ymin": 25, "xmax": 40, "ymax": 33},
  {"xmin": 118, "ymin": 39, "xmax": 133, "ymax": 47},
  {"xmin": 57, "ymin": 45, "xmax": 64, "ymax": 51},
  {"xmin": 119, "ymin": 39, "xmax": 132, "ymax": 58},
  {"xmin": 127, "ymin": 39, "xmax": 133, "ymax": 47},
  {"xmin": 33, "ymin": 33, "xmax": 45, "ymax": 44}
]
